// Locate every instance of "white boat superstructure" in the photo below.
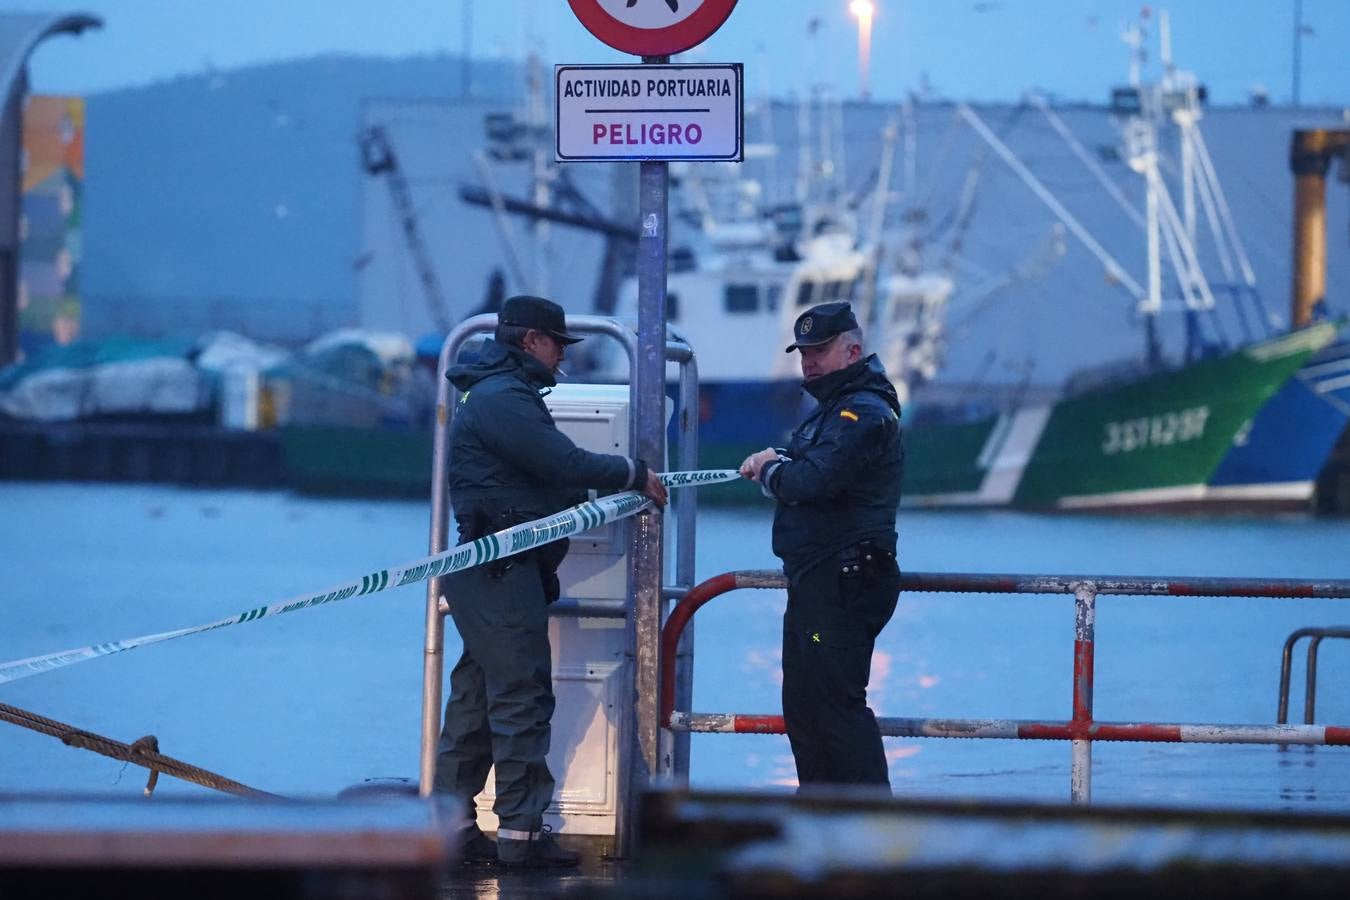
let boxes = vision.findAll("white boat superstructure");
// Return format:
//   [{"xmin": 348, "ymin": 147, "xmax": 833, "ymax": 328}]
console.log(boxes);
[
  {"xmin": 873, "ymin": 269, "xmax": 955, "ymax": 392},
  {"xmin": 599, "ymin": 107, "xmax": 955, "ymax": 410}
]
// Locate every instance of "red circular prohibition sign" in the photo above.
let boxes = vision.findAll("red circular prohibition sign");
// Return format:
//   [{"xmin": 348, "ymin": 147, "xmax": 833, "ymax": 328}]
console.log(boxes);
[{"xmin": 567, "ymin": 0, "xmax": 739, "ymax": 57}]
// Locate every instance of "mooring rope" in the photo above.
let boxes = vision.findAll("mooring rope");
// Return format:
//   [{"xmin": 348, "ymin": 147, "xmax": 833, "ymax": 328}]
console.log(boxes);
[{"xmin": 0, "ymin": 701, "xmax": 276, "ymax": 798}]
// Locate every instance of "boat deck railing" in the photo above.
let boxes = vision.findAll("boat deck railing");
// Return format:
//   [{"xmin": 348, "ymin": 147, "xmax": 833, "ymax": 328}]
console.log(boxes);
[{"xmin": 660, "ymin": 570, "xmax": 1350, "ymax": 805}]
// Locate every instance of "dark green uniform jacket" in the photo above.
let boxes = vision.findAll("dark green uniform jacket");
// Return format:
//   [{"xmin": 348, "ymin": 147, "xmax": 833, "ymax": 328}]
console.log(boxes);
[
  {"xmin": 446, "ymin": 339, "xmax": 647, "ymax": 533},
  {"xmin": 761, "ymin": 354, "xmax": 904, "ymax": 581}
]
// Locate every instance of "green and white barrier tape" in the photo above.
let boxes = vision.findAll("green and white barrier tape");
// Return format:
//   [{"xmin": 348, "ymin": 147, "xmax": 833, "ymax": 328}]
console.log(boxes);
[{"xmin": 0, "ymin": 468, "xmax": 741, "ymax": 686}]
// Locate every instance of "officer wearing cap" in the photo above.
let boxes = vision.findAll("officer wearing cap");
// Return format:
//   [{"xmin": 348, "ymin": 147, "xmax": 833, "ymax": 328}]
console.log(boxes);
[
  {"xmin": 740, "ymin": 300, "xmax": 904, "ymax": 789},
  {"xmin": 435, "ymin": 294, "xmax": 667, "ymax": 867}
]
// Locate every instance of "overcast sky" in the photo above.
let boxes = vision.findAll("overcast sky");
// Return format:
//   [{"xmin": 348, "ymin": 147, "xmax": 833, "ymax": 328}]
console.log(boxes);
[{"xmin": 18, "ymin": 1, "xmax": 1350, "ymax": 106}]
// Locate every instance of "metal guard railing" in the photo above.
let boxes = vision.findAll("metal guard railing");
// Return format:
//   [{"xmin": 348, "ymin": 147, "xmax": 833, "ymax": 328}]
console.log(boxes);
[
  {"xmin": 1279, "ymin": 627, "xmax": 1350, "ymax": 725},
  {"xmin": 658, "ymin": 570, "xmax": 1350, "ymax": 805}
]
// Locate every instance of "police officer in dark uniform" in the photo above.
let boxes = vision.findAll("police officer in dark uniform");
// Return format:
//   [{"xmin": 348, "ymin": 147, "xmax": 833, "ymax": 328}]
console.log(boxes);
[
  {"xmin": 740, "ymin": 300, "xmax": 904, "ymax": 788},
  {"xmin": 435, "ymin": 295, "xmax": 667, "ymax": 866}
]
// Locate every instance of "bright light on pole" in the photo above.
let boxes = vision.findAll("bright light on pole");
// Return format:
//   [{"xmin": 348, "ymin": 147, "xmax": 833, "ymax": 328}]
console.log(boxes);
[{"xmin": 849, "ymin": 0, "xmax": 875, "ymax": 101}]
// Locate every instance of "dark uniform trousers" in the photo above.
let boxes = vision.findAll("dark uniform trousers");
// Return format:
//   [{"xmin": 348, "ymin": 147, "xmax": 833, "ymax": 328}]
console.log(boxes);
[
  {"xmin": 782, "ymin": 545, "xmax": 900, "ymax": 787},
  {"xmin": 434, "ymin": 556, "xmax": 555, "ymax": 832}
]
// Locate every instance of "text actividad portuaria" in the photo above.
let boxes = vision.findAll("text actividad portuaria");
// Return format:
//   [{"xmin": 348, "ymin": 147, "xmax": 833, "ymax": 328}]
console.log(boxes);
[{"xmin": 561, "ymin": 77, "xmax": 734, "ymax": 99}]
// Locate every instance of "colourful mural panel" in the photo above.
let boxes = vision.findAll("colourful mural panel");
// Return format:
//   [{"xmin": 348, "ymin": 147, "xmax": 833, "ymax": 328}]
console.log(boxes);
[{"xmin": 20, "ymin": 95, "xmax": 84, "ymax": 355}]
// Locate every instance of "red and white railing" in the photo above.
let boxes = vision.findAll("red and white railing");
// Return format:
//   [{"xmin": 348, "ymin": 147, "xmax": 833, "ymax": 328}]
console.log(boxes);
[{"xmin": 659, "ymin": 570, "xmax": 1350, "ymax": 804}]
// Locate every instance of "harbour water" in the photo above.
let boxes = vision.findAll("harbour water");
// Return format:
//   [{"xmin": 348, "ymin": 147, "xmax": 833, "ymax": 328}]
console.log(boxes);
[{"xmin": 3, "ymin": 481, "xmax": 1349, "ymax": 812}]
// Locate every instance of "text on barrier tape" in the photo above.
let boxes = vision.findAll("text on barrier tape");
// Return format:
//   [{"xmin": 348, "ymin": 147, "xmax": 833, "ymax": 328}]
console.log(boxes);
[{"xmin": 0, "ymin": 469, "xmax": 741, "ymax": 686}]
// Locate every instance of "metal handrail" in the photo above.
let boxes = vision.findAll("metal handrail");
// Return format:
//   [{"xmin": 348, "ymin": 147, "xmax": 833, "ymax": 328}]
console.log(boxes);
[
  {"xmin": 659, "ymin": 569, "xmax": 1350, "ymax": 806},
  {"xmin": 1277, "ymin": 627, "xmax": 1350, "ymax": 724}
]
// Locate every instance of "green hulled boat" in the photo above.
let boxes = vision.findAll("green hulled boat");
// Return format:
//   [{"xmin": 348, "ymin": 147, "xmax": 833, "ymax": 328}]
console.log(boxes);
[
  {"xmin": 903, "ymin": 324, "xmax": 1338, "ymax": 511},
  {"xmin": 278, "ymin": 424, "xmax": 432, "ymax": 496},
  {"xmin": 277, "ymin": 325, "xmax": 1335, "ymax": 508}
]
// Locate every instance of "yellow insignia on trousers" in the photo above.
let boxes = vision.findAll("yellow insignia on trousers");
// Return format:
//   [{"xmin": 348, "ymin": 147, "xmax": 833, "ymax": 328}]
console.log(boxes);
[
  {"xmin": 811, "ymin": 632, "xmax": 821, "ymax": 643},
  {"xmin": 839, "ymin": 410, "xmax": 859, "ymax": 422},
  {"xmin": 459, "ymin": 390, "xmax": 471, "ymax": 405}
]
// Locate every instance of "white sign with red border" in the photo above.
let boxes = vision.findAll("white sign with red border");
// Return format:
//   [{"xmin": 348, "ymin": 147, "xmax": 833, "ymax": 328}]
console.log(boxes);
[
  {"xmin": 566, "ymin": 0, "xmax": 739, "ymax": 57},
  {"xmin": 556, "ymin": 63, "xmax": 743, "ymax": 162}
]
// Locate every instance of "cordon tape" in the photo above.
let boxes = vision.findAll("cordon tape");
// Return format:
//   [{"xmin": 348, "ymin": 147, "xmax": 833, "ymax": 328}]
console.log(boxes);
[{"xmin": 0, "ymin": 469, "xmax": 742, "ymax": 686}]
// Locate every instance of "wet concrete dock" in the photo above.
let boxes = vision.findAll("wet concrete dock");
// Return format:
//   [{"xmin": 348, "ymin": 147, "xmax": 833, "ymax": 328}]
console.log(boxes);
[
  {"xmin": 443, "ymin": 860, "xmax": 623, "ymax": 899},
  {"xmin": 0, "ymin": 792, "xmax": 451, "ymax": 899},
  {"xmin": 9, "ymin": 787, "xmax": 1350, "ymax": 898},
  {"xmin": 616, "ymin": 787, "xmax": 1350, "ymax": 898}
]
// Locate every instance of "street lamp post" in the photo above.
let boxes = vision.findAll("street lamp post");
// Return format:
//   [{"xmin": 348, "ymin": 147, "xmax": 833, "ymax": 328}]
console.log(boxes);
[{"xmin": 849, "ymin": 0, "xmax": 875, "ymax": 102}]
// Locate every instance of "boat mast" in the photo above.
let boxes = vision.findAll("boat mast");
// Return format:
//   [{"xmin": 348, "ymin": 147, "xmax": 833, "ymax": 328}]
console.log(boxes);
[
  {"xmin": 526, "ymin": 52, "xmax": 552, "ymax": 298},
  {"xmin": 795, "ymin": 93, "xmax": 814, "ymax": 207},
  {"xmin": 470, "ymin": 149, "xmax": 532, "ymax": 292},
  {"xmin": 901, "ymin": 94, "xmax": 917, "ymax": 205},
  {"xmin": 794, "ymin": 20, "xmax": 818, "ymax": 206},
  {"xmin": 467, "ymin": 53, "xmax": 560, "ymax": 300},
  {"xmin": 1114, "ymin": 10, "xmax": 1235, "ymax": 364},
  {"xmin": 857, "ymin": 115, "xmax": 899, "ymax": 328},
  {"xmin": 359, "ymin": 126, "xmax": 455, "ymax": 333},
  {"xmin": 1159, "ymin": 11, "xmax": 1255, "ymax": 296},
  {"xmin": 1161, "ymin": 14, "xmax": 1195, "ymax": 239},
  {"xmin": 1119, "ymin": 16, "xmax": 1164, "ymax": 366}
]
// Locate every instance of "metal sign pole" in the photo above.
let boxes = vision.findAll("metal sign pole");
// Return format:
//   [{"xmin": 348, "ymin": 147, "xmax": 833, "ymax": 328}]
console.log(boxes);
[
  {"xmin": 0, "ymin": 75, "xmax": 24, "ymax": 368},
  {"xmin": 620, "ymin": 54, "xmax": 671, "ymax": 858},
  {"xmin": 561, "ymin": 0, "xmax": 740, "ymax": 856}
]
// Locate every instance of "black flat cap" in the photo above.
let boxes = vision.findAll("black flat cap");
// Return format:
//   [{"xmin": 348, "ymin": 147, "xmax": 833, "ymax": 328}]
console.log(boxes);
[
  {"xmin": 499, "ymin": 295, "xmax": 583, "ymax": 344},
  {"xmin": 785, "ymin": 301, "xmax": 859, "ymax": 352}
]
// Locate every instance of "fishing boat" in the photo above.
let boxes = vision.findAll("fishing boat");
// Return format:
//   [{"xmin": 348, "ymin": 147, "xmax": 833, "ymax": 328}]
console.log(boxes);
[
  {"xmin": 273, "ymin": 18, "xmax": 1350, "ymax": 509},
  {"xmin": 269, "ymin": 328, "xmax": 436, "ymax": 495},
  {"xmin": 902, "ymin": 14, "xmax": 1345, "ymax": 512},
  {"xmin": 277, "ymin": 84, "xmax": 960, "ymax": 490},
  {"xmin": 1207, "ymin": 339, "xmax": 1350, "ymax": 507},
  {"xmin": 904, "ymin": 324, "xmax": 1335, "ymax": 510},
  {"xmin": 594, "ymin": 96, "xmax": 956, "ymax": 469},
  {"xmin": 1205, "ymin": 119, "xmax": 1350, "ymax": 509}
]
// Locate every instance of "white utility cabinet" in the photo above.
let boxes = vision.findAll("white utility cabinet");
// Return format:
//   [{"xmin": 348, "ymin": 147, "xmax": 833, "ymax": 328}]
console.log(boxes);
[{"xmin": 472, "ymin": 383, "xmax": 634, "ymax": 837}]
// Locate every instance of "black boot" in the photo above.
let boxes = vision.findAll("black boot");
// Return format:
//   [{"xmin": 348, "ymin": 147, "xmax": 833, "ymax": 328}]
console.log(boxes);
[
  {"xmin": 458, "ymin": 824, "xmax": 498, "ymax": 865},
  {"xmin": 496, "ymin": 825, "xmax": 579, "ymax": 868}
]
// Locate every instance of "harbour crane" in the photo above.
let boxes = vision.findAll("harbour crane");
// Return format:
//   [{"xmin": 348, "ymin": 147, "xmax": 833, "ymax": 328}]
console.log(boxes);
[{"xmin": 358, "ymin": 125, "xmax": 454, "ymax": 333}]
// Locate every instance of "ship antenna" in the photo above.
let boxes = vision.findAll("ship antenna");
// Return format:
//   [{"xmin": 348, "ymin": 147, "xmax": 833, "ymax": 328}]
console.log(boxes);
[{"xmin": 1160, "ymin": 9, "xmax": 1174, "ymax": 79}]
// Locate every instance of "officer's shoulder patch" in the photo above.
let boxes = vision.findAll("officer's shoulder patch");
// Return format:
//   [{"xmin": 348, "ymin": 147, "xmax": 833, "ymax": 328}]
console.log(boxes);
[{"xmin": 839, "ymin": 409, "xmax": 859, "ymax": 422}]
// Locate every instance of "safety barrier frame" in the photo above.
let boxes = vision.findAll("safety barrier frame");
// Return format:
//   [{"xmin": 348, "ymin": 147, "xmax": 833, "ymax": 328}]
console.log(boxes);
[{"xmin": 659, "ymin": 570, "xmax": 1350, "ymax": 805}]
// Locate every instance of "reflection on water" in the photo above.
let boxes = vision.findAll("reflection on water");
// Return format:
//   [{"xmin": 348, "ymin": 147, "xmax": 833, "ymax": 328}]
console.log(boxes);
[
  {"xmin": 1280, "ymin": 746, "xmax": 1328, "ymax": 806},
  {"xmin": 2, "ymin": 483, "xmax": 1349, "ymax": 812}
]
